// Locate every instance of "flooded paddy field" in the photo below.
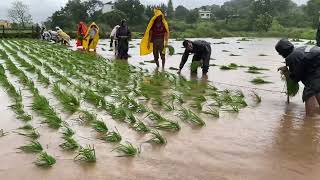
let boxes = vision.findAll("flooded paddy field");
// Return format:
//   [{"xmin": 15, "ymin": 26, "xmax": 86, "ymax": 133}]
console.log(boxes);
[{"xmin": 0, "ymin": 38, "xmax": 320, "ymax": 180}]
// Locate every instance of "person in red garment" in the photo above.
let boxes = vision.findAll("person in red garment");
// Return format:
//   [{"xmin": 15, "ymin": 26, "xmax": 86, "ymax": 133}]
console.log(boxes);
[
  {"xmin": 76, "ymin": 22, "xmax": 87, "ymax": 47},
  {"xmin": 148, "ymin": 15, "xmax": 169, "ymax": 68}
]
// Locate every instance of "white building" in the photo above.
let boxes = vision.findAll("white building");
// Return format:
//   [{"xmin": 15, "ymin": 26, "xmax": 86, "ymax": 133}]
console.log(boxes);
[
  {"xmin": 102, "ymin": 1, "xmax": 115, "ymax": 14},
  {"xmin": 199, "ymin": 10, "xmax": 212, "ymax": 20}
]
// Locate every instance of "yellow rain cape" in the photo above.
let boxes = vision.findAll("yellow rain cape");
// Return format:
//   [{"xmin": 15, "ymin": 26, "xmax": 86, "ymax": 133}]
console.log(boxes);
[
  {"xmin": 58, "ymin": 30, "xmax": 70, "ymax": 42},
  {"xmin": 83, "ymin": 22, "xmax": 100, "ymax": 50},
  {"xmin": 140, "ymin": 9, "xmax": 169, "ymax": 56}
]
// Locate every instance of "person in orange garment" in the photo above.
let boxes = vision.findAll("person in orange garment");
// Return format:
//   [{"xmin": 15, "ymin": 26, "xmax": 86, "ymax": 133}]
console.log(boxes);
[{"xmin": 76, "ymin": 22, "xmax": 87, "ymax": 47}]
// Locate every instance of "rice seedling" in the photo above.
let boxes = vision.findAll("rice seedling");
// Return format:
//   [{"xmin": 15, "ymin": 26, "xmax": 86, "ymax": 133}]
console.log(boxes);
[
  {"xmin": 126, "ymin": 112, "xmax": 137, "ymax": 124},
  {"xmin": 139, "ymin": 62, "xmax": 146, "ymax": 65},
  {"xmin": 132, "ymin": 120, "xmax": 150, "ymax": 133},
  {"xmin": 202, "ymin": 107, "xmax": 220, "ymax": 118},
  {"xmin": 252, "ymin": 91, "xmax": 262, "ymax": 103},
  {"xmin": 99, "ymin": 129, "xmax": 122, "ymax": 143},
  {"xmin": 34, "ymin": 152, "xmax": 56, "ymax": 167},
  {"xmin": 53, "ymin": 84, "xmax": 80, "ymax": 113},
  {"xmin": 258, "ymin": 54, "xmax": 268, "ymax": 56},
  {"xmin": 36, "ymin": 70, "xmax": 50, "ymax": 86},
  {"xmin": 112, "ymin": 142, "xmax": 140, "ymax": 157},
  {"xmin": 179, "ymin": 108, "xmax": 205, "ymax": 126},
  {"xmin": 248, "ymin": 66, "xmax": 269, "ymax": 71},
  {"xmin": 18, "ymin": 140, "xmax": 43, "ymax": 153},
  {"xmin": 170, "ymin": 93, "xmax": 184, "ymax": 104},
  {"xmin": 74, "ymin": 145, "xmax": 96, "ymax": 162},
  {"xmin": 190, "ymin": 61, "xmax": 201, "ymax": 72},
  {"xmin": 246, "ymin": 69, "xmax": 263, "ymax": 74},
  {"xmin": 167, "ymin": 45, "xmax": 175, "ymax": 55},
  {"xmin": 237, "ymin": 37, "xmax": 250, "ymax": 41},
  {"xmin": 60, "ymin": 137, "xmax": 79, "ymax": 151},
  {"xmin": 83, "ymin": 89, "xmax": 106, "ymax": 108},
  {"xmin": 283, "ymin": 77, "xmax": 299, "ymax": 97},
  {"xmin": 222, "ymin": 50, "xmax": 230, "ymax": 52},
  {"xmin": 62, "ymin": 126, "xmax": 75, "ymax": 137},
  {"xmin": 306, "ymin": 40, "xmax": 315, "ymax": 45},
  {"xmin": 18, "ymin": 129, "xmax": 40, "ymax": 139},
  {"xmin": 111, "ymin": 107, "xmax": 127, "ymax": 122},
  {"xmin": 91, "ymin": 120, "xmax": 108, "ymax": 133},
  {"xmin": 250, "ymin": 77, "xmax": 272, "ymax": 85},
  {"xmin": 18, "ymin": 124, "xmax": 34, "ymax": 130},
  {"xmin": 154, "ymin": 120, "xmax": 180, "ymax": 131},
  {"xmin": 146, "ymin": 130, "xmax": 167, "ymax": 145},
  {"xmin": 79, "ymin": 110, "xmax": 97, "ymax": 124},
  {"xmin": 230, "ymin": 53, "xmax": 241, "ymax": 56}
]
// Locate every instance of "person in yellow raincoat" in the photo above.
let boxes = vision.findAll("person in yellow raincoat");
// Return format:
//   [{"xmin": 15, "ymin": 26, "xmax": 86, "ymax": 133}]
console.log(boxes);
[
  {"xmin": 140, "ymin": 9, "xmax": 169, "ymax": 68},
  {"xmin": 56, "ymin": 27, "xmax": 71, "ymax": 46},
  {"xmin": 83, "ymin": 22, "xmax": 100, "ymax": 52}
]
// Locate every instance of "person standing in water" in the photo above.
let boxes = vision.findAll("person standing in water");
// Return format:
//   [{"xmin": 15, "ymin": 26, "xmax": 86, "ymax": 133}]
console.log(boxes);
[
  {"xmin": 116, "ymin": 20, "xmax": 131, "ymax": 59},
  {"xmin": 177, "ymin": 40, "xmax": 212, "ymax": 75},
  {"xmin": 83, "ymin": 22, "xmax": 100, "ymax": 52},
  {"xmin": 140, "ymin": 9, "xmax": 169, "ymax": 68},
  {"xmin": 276, "ymin": 39, "xmax": 320, "ymax": 116},
  {"xmin": 76, "ymin": 22, "xmax": 87, "ymax": 48},
  {"xmin": 148, "ymin": 14, "xmax": 169, "ymax": 68}
]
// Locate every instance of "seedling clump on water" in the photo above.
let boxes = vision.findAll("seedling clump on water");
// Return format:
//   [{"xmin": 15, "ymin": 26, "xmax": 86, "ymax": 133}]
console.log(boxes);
[
  {"xmin": 74, "ymin": 145, "xmax": 96, "ymax": 162},
  {"xmin": 112, "ymin": 142, "xmax": 140, "ymax": 157},
  {"xmin": 100, "ymin": 129, "xmax": 122, "ymax": 143},
  {"xmin": 18, "ymin": 140, "xmax": 43, "ymax": 153},
  {"xmin": 35, "ymin": 152, "xmax": 56, "ymax": 167},
  {"xmin": 146, "ymin": 130, "xmax": 167, "ymax": 145}
]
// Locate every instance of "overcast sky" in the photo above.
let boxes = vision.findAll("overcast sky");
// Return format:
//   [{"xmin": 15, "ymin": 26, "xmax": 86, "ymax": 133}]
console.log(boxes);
[{"xmin": 0, "ymin": 0, "xmax": 308, "ymax": 23}]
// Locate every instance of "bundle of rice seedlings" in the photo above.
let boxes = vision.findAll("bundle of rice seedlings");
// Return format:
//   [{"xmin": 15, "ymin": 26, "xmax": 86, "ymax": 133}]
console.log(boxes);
[
  {"xmin": 132, "ymin": 120, "xmax": 150, "ymax": 133},
  {"xmin": 250, "ymin": 77, "xmax": 271, "ymax": 85},
  {"xmin": 154, "ymin": 120, "xmax": 180, "ymax": 131},
  {"xmin": 79, "ymin": 110, "xmax": 97, "ymax": 124},
  {"xmin": 246, "ymin": 69, "xmax": 263, "ymax": 74},
  {"xmin": 170, "ymin": 93, "xmax": 184, "ymax": 104},
  {"xmin": 248, "ymin": 66, "xmax": 269, "ymax": 71},
  {"xmin": 167, "ymin": 45, "xmax": 175, "ymax": 56},
  {"xmin": 18, "ymin": 140, "xmax": 43, "ymax": 153},
  {"xmin": 62, "ymin": 126, "xmax": 75, "ymax": 137},
  {"xmin": 91, "ymin": 120, "xmax": 108, "ymax": 133},
  {"xmin": 146, "ymin": 130, "xmax": 167, "ymax": 145},
  {"xmin": 32, "ymin": 95, "xmax": 62, "ymax": 129},
  {"xmin": 284, "ymin": 77, "xmax": 299, "ymax": 97},
  {"xmin": 74, "ymin": 145, "xmax": 96, "ymax": 162},
  {"xmin": 53, "ymin": 84, "xmax": 80, "ymax": 113},
  {"xmin": 258, "ymin": 54, "xmax": 268, "ymax": 56},
  {"xmin": 190, "ymin": 61, "xmax": 201, "ymax": 72},
  {"xmin": 179, "ymin": 108, "xmax": 206, "ymax": 126},
  {"xmin": 83, "ymin": 89, "xmax": 106, "ymax": 108},
  {"xmin": 111, "ymin": 107, "xmax": 127, "ymax": 122},
  {"xmin": 18, "ymin": 124, "xmax": 34, "ymax": 130},
  {"xmin": 35, "ymin": 152, "xmax": 56, "ymax": 167},
  {"xmin": 100, "ymin": 129, "xmax": 122, "ymax": 143},
  {"xmin": 112, "ymin": 142, "xmax": 140, "ymax": 157},
  {"xmin": 230, "ymin": 54, "xmax": 241, "ymax": 56},
  {"xmin": 202, "ymin": 107, "xmax": 220, "ymax": 118},
  {"xmin": 18, "ymin": 129, "xmax": 40, "ymax": 139},
  {"xmin": 60, "ymin": 137, "xmax": 79, "ymax": 151}
]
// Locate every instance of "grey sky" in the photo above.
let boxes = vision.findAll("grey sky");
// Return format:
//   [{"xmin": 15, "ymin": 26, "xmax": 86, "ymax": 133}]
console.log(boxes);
[{"xmin": 0, "ymin": 0, "xmax": 309, "ymax": 23}]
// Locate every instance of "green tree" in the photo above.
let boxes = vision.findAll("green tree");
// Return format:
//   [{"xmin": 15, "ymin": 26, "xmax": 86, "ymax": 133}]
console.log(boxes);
[
  {"xmin": 304, "ymin": 0, "xmax": 320, "ymax": 27},
  {"xmin": 255, "ymin": 13, "xmax": 273, "ymax": 31},
  {"xmin": 175, "ymin": 5, "xmax": 189, "ymax": 20},
  {"xmin": 167, "ymin": 0, "xmax": 174, "ymax": 18},
  {"xmin": 185, "ymin": 10, "xmax": 199, "ymax": 24},
  {"xmin": 145, "ymin": 5, "xmax": 153, "ymax": 19},
  {"xmin": 114, "ymin": 0, "xmax": 146, "ymax": 25},
  {"xmin": 99, "ymin": 10, "xmax": 126, "ymax": 28}
]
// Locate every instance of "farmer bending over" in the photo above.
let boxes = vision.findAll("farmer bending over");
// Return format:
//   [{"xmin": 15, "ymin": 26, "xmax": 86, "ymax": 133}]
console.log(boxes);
[
  {"xmin": 178, "ymin": 40, "xmax": 212, "ymax": 75},
  {"xmin": 276, "ymin": 39, "xmax": 320, "ymax": 116}
]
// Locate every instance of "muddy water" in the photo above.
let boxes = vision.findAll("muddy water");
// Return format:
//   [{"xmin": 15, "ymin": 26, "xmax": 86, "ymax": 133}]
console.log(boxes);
[{"xmin": 1, "ymin": 38, "xmax": 320, "ymax": 180}]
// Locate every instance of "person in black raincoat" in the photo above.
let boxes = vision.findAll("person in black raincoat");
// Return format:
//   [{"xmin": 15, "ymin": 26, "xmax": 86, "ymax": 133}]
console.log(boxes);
[
  {"xmin": 177, "ymin": 40, "xmax": 212, "ymax": 75},
  {"xmin": 116, "ymin": 20, "xmax": 131, "ymax": 59},
  {"xmin": 276, "ymin": 39, "xmax": 320, "ymax": 116}
]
